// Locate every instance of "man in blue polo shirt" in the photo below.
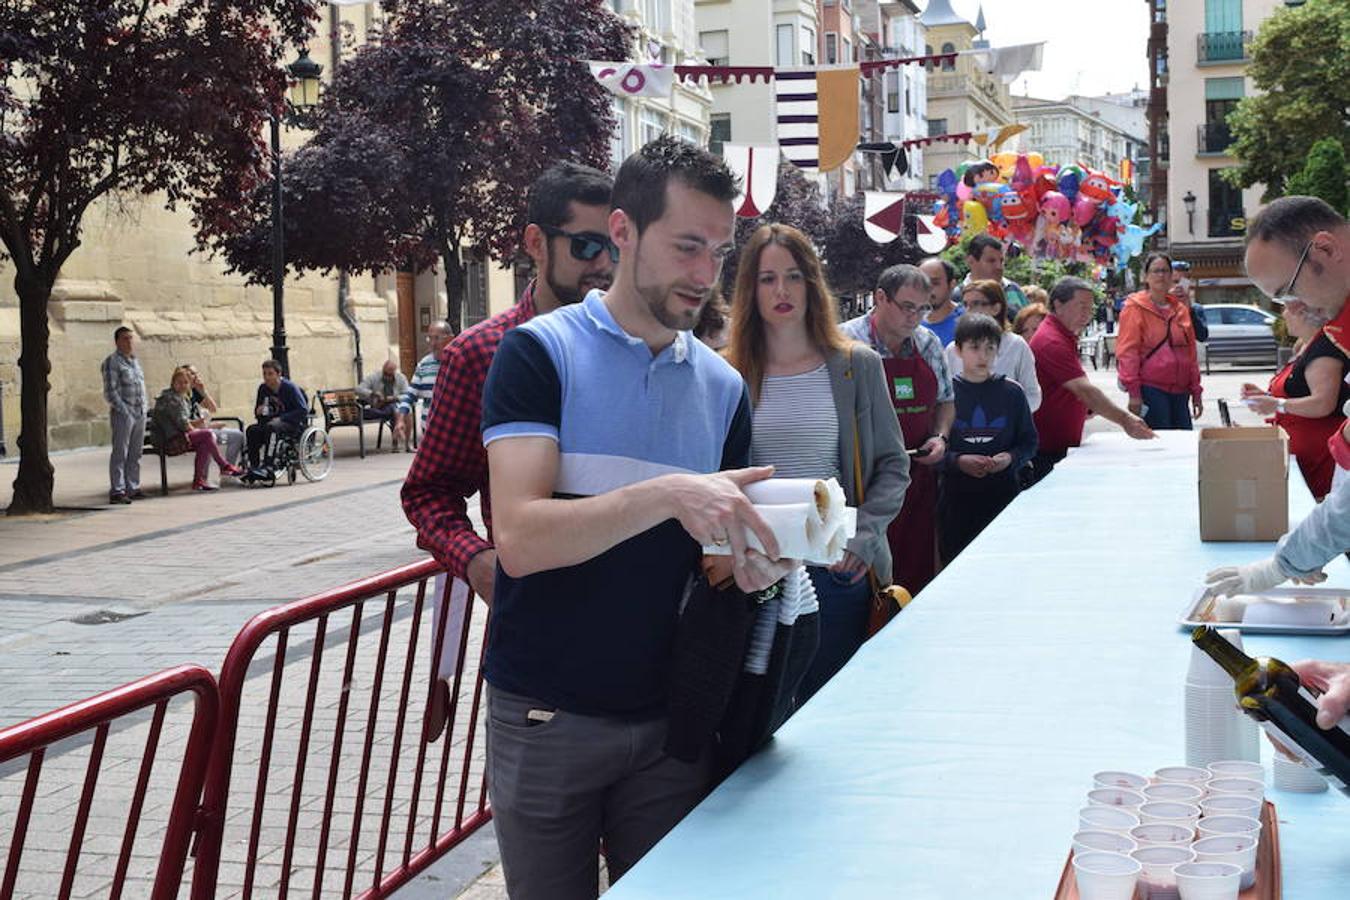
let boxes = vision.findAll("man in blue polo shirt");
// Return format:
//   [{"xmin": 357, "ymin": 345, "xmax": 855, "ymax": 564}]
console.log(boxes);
[{"xmin": 480, "ymin": 136, "xmax": 797, "ymax": 899}]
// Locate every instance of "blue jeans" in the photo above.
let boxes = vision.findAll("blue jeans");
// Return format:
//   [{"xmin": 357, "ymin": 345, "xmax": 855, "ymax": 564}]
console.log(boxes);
[
  {"xmin": 1140, "ymin": 385, "xmax": 1192, "ymax": 430},
  {"xmin": 794, "ymin": 566, "xmax": 871, "ymax": 705}
]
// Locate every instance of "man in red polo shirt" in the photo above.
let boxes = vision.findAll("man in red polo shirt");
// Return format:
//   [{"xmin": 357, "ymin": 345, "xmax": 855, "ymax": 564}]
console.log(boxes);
[{"xmin": 1029, "ymin": 276, "xmax": 1155, "ymax": 483}]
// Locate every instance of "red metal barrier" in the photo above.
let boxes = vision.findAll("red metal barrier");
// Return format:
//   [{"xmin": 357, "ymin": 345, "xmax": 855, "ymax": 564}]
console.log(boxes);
[
  {"xmin": 190, "ymin": 558, "xmax": 490, "ymax": 899},
  {"xmin": 0, "ymin": 664, "xmax": 219, "ymax": 900}
]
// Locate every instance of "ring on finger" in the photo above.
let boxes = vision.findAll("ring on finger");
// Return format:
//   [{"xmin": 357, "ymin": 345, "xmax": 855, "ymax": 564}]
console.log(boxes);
[{"xmin": 712, "ymin": 534, "xmax": 729, "ymax": 546}]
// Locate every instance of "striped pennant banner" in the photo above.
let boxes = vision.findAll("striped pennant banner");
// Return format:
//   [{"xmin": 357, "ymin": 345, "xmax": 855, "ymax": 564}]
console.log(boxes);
[{"xmin": 776, "ymin": 66, "xmax": 860, "ymax": 175}]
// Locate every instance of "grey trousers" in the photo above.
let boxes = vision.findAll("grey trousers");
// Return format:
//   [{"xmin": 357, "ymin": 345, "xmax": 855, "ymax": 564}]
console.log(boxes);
[
  {"xmin": 485, "ymin": 685, "xmax": 709, "ymax": 900},
  {"xmin": 215, "ymin": 427, "xmax": 245, "ymax": 466},
  {"xmin": 109, "ymin": 407, "xmax": 144, "ymax": 495}
]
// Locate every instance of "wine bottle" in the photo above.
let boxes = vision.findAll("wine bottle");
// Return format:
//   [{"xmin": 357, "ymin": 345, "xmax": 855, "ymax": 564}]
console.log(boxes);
[{"xmin": 1191, "ymin": 626, "xmax": 1350, "ymax": 797}]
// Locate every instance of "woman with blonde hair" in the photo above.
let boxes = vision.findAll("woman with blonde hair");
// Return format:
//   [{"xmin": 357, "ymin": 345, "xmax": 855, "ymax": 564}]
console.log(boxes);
[
  {"xmin": 151, "ymin": 366, "xmax": 244, "ymax": 491},
  {"xmin": 944, "ymin": 279, "xmax": 1041, "ymax": 412},
  {"xmin": 726, "ymin": 223, "xmax": 909, "ymax": 703},
  {"xmin": 1013, "ymin": 302, "xmax": 1049, "ymax": 342}
]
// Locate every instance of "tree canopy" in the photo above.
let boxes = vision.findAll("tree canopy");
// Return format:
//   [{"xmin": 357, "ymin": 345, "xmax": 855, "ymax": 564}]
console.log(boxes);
[
  {"xmin": 199, "ymin": 0, "xmax": 633, "ymax": 331},
  {"xmin": 1, "ymin": 0, "xmax": 318, "ymax": 514},
  {"xmin": 1224, "ymin": 0, "xmax": 1350, "ymax": 197}
]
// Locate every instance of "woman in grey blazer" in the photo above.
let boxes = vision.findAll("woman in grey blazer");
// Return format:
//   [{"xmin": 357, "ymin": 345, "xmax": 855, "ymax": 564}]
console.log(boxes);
[{"xmin": 725, "ymin": 224, "xmax": 910, "ymax": 705}]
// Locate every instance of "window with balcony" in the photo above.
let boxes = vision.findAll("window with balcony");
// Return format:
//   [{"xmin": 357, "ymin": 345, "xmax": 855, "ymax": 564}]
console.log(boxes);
[
  {"xmin": 1200, "ymin": 0, "xmax": 1248, "ymax": 62},
  {"xmin": 699, "ymin": 29, "xmax": 728, "ymax": 67},
  {"xmin": 843, "ymin": 37, "xmax": 851, "ymax": 64},
  {"xmin": 1200, "ymin": 77, "xmax": 1242, "ymax": 155},
  {"xmin": 826, "ymin": 33, "xmax": 838, "ymax": 65},
  {"xmin": 709, "ymin": 113, "xmax": 731, "ymax": 156},
  {"xmin": 1208, "ymin": 169, "xmax": 1245, "ymax": 238},
  {"xmin": 641, "ymin": 0, "xmax": 670, "ymax": 35},
  {"xmin": 940, "ymin": 42, "xmax": 955, "ymax": 71},
  {"xmin": 887, "ymin": 72, "xmax": 900, "ymax": 113},
  {"xmin": 802, "ymin": 27, "xmax": 816, "ymax": 65},
  {"xmin": 640, "ymin": 107, "xmax": 667, "ymax": 146}
]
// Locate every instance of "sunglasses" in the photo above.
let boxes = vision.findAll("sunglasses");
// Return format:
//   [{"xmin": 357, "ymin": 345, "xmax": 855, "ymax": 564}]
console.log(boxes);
[{"xmin": 540, "ymin": 224, "xmax": 619, "ymax": 264}]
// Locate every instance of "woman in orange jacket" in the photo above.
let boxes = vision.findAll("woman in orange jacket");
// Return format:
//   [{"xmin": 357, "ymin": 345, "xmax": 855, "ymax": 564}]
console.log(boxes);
[{"xmin": 1116, "ymin": 252, "xmax": 1203, "ymax": 429}]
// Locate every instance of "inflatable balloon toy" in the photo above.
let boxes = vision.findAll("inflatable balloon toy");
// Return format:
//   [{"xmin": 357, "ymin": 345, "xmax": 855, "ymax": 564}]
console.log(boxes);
[
  {"xmin": 1112, "ymin": 222, "xmax": 1163, "ymax": 270},
  {"xmin": 1057, "ymin": 165, "xmax": 1084, "ymax": 203},
  {"xmin": 1073, "ymin": 196, "xmax": 1100, "ymax": 227},
  {"xmin": 961, "ymin": 199, "xmax": 989, "ymax": 238},
  {"xmin": 1011, "ymin": 154, "xmax": 1035, "ymax": 192},
  {"xmin": 1080, "ymin": 169, "xmax": 1122, "ymax": 203},
  {"xmin": 999, "ymin": 189, "xmax": 1036, "ymax": 242},
  {"xmin": 991, "ymin": 152, "xmax": 1018, "ymax": 181},
  {"xmin": 961, "ymin": 159, "xmax": 1000, "ymax": 188}
]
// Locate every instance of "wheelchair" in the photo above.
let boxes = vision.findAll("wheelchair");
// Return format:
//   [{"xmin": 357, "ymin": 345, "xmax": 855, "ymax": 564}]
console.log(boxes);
[{"xmin": 239, "ymin": 422, "xmax": 334, "ymax": 487}]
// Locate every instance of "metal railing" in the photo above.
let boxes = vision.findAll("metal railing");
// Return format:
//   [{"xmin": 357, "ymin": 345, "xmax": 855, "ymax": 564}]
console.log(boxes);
[
  {"xmin": 0, "ymin": 558, "xmax": 489, "ymax": 900},
  {"xmin": 0, "ymin": 665, "xmax": 219, "ymax": 900},
  {"xmin": 1198, "ymin": 123, "xmax": 1233, "ymax": 155},
  {"xmin": 1197, "ymin": 31, "xmax": 1252, "ymax": 63}
]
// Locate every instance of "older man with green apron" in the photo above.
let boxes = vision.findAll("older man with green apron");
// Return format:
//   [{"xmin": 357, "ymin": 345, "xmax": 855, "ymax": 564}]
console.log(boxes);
[{"xmin": 842, "ymin": 263, "xmax": 955, "ymax": 596}]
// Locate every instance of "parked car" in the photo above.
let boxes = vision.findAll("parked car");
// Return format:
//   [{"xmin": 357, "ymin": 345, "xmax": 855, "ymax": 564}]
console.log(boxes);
[{"xmin": 1199, "ymin": 303, "xmax": 1278, "ymax": 368}]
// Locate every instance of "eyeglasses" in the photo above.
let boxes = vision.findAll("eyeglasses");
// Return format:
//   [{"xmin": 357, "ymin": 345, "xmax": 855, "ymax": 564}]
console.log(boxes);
[
  {"xmin": 893, "ymin": 301, "xmax": 934, "ymax": 316},
  {"xmin": 1273, "ymin": 240, "xmax": 1313, "ymax": 304},
  {"xmin": 540, "ymin": 224, "xmax": 619, "ymax": 264}
]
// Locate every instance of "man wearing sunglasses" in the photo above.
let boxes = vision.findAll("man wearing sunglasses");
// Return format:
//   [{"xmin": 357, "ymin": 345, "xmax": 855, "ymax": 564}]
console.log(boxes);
[{"xmin": 402, "ymin": 160, "xmax": 615, "ymax": 736}]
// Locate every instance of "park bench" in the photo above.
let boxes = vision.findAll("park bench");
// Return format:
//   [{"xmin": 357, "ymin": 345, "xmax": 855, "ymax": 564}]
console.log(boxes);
[{"xmin": 143, "ymin": 414, "xmax": 245, "ymax": 496}]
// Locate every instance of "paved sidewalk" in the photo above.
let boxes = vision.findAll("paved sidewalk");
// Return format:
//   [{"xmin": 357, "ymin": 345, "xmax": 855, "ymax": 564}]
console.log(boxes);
[{"xmin": 0, "ymin": 425, "xmax": 503, "ymax": 898}]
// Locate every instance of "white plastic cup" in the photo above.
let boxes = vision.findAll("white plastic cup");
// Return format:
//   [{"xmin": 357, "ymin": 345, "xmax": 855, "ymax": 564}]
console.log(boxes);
[
  {"xmin": 1206, "ymin": 760, "xmax": 1263, "ymax": 781},
  {"xmin": 1088, "ymin": 787, "xmax": 1146, "ymax": 809},
  {"xmin": 1155, "ymin": 766, "xmax": 1212, "ymax": 786},
  {"xmin": 1137, "ymin": 801, "xmax": 1201, "ymax": 827},
  {"xmin": 1205, "ymin": 776, "xmax": 1263, "ymax": 802},
  {"xmin": 1094, "ymin": 770, "xmax": 1149, "ymax": 791},
  {"xmin": 1196, "ymin": 814, "xmax": 1262, "ymax": 841},
  {"xmin": 1192, "ymin": 834, "xmax": 1258, "ymax": 891},
  {"xmin": 1130, "ymin": 823, "xmax": 1196, "ymax": 848},
  {"xmin": 1073, "ymin": 830, "xmax": 1138, "ymax": 857},
  {"xmin": 1079, "ymin": 805, "xmax": 1142, "ymax": 835},
  {"xmin": 1272, "ymin": 754, "xmax": 1328, "ymax": 793},
  {"xmin": 1173, "ymin": 861, "xmax": 1241, "ymax": 899},
  {"xmin": 1143, "ymin": 782, "xmax": 1205, "ymax": 804},
  {"xmin": 1198, "ymin": 794, "xmax": 1262, "ymax": 819},
  {"xmin": 1130, "ymin": 845, "xmax": 1195, "ymax": 900},
  {"xmin": 1072, "ymin": 851, "xmax": 1142, "ymax": 900}
]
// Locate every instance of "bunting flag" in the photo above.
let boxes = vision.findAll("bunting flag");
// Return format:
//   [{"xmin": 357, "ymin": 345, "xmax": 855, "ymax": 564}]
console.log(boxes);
[
  {"xmin": 723, "ymin": 144, "xmax": 780, "ymax": 218},
  {"xmin": 864, "ymin": 192, "xmax": 906, "ymax": 244},
  {"xmin": 588, "ymin": 61, "xmax": 675, "ymax": 98},
  {"xmin": 856, "ymin": 141, "xmax": 909, "ymax": 180},
  {"xmin": 913, "ymin": 214, "xmax": 949, "ymax": 254},
  {"xmin": 900, "ymin": 132, "xmax": 974, "ymax": 150},
  {"xmin": 1120, "ymin": 158, "xmax": 1135, "ymax": 185},
  {"xmin": 674, "ymin": 51, "xmax": 952, "ymax": 86},
  {"xmin": 776, "ymin": 66, "xmax": 859, "ymax": 174}
]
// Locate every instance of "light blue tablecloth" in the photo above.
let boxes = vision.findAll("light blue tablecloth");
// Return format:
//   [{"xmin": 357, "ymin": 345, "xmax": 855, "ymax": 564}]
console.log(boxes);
[{"xmin": 608, "ymin": 432, "xmax": 1350, "ymax": 899}]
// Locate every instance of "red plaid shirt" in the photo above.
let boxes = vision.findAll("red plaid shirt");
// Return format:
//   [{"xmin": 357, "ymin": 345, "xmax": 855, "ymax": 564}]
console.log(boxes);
[{"xmin": 401, "ymin": 283, "xmax": 538, "ymax": 578}]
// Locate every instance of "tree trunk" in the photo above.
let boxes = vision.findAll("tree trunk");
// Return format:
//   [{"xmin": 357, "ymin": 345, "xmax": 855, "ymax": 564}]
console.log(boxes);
[
  {"xmin": 7, "ymin": 276, "xmax": 55, "ymax": 515},
  {"xmin": 441, "ymin": 245, "xmax": 465, "ymax": 335}
]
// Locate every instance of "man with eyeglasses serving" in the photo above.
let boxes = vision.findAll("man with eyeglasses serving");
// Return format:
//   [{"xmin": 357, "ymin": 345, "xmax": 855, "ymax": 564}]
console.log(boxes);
[
  {"xmin": 842, "ymin": 264, "xmax": 955, "ymax": 594},
  {"xmin": 1204, "ymin": 196, "xmax": 1350, "ymax": 601},
  {"xmin": 402, "ymin": 161, "xmax": 617, "ymax": 739}
]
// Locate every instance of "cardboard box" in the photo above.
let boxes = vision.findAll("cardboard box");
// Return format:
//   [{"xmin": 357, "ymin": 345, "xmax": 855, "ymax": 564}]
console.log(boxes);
[{"xmin": 1198, "ymin": 427, "xmax": 1289, "ymax": 541}]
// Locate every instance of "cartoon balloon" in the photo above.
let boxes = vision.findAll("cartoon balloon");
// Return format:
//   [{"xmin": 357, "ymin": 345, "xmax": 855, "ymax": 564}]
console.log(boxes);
[
  {"xmin": 1080, "ymin": 169, "xmax": 1122, "ymax": 202},
  {"xmin": 1011, "ymin": 154, "xmax": 1035, "ymax": 191},
  {"xmin": 961, "ymin": 199, "xmax": 989, "ymax": 237},
  {"xmin": 1073, "ymin": 196, "xmax": 1100, "ymax": 227},
  {"xmin": 992, "ymin": 152, "xmax": 1018, "ymax": 180},
  {"xmin": 1057, "ymin": 168, "xmax": 1082, "ymax": 203},
  {"xmin": 1113, "ymin": 222, "xmax": 1163, "ymax": 270},
  {"xmin": 1024, "ymin": 152, "xmax": 1045, "ymax": 171},
  {"xmin": 937, "ymin": 169, "xmax": 958, "ymax": 197}
]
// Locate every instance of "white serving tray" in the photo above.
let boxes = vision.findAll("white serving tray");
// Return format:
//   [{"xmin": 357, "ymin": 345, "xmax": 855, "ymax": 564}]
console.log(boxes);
[{"xmin": 1179, "ymin": 587, "xmax": 1350, "ymax": 635}]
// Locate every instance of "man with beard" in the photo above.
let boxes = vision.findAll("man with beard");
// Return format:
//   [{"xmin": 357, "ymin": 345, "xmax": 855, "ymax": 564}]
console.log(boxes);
[
  {"xmin": 478, "ymin": 136, "xmax": 796, "ymax": 899},
  {"xmin": 402, "ymin": 160, "xmax": 616, "ymax": 737}
]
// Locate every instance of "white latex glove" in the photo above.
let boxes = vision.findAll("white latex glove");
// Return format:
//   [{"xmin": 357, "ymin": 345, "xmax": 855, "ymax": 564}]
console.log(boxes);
[{"xmin": 1204, "ymin": 558, "xmax": 1288, "ymax": 598}]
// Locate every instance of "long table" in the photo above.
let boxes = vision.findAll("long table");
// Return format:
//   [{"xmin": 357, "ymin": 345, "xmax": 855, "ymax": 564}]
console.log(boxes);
[{"xmin": 607, "ymin": 431, "xmax": 1350, "ymax": 899}]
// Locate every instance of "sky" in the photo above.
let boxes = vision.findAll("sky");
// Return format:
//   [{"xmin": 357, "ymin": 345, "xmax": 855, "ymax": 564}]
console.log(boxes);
[{"xmin": 935, "ymin": 0, "xmax": 1152, "ymax": 101}]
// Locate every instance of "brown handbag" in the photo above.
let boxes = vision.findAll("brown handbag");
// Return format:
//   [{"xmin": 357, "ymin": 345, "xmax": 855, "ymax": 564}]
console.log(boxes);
[{"xmin": 852, "ymin": 402, "xmax": 913, "ymax": 638}]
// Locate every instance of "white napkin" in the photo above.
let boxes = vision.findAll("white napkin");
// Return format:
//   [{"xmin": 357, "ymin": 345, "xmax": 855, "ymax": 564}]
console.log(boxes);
[{"xmin": 702, "ymin": 477, "xmax": 857, "ymax": 566}]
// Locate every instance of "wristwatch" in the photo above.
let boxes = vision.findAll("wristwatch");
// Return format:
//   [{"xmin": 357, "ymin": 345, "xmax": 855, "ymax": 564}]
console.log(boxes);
[
  {"xmin": 928, "ymin": 433, "xmax": 948, "ymax": 445},
  {"xmin": 1276, "ymin": 398, "xmax": 1288, "ymax": 414}
]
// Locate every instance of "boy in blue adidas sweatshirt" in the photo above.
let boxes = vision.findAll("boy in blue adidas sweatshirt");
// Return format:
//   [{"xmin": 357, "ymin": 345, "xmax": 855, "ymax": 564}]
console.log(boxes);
[{"xmin": 939, "ymin": 313, "xmax": 1038, "ymax": 564}]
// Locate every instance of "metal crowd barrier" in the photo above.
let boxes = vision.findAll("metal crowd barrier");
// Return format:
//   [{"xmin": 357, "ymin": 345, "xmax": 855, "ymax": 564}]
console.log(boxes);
[
  {"xmin": 0, "ymin": 665, "xmax": 219, "ymax": 900},
  {"xmin": 0, "ymin": 558, "xmax": 490, "ymax": 900}
]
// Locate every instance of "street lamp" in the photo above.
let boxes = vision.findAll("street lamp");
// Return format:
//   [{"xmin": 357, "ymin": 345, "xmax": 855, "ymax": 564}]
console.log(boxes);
[
  {"xmin": 269, "ymin": 49, "xmax": 324, "ymax": 378},
  {"xmin": 1183, "ymin": 190, "xmax": 1196, "ymax": 237}
]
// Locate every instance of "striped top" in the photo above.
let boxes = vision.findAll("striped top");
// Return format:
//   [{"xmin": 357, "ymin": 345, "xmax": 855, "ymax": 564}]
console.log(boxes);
[{"xmin": 751, "ymin": 364, "xmax": 840, "ymax": 480}]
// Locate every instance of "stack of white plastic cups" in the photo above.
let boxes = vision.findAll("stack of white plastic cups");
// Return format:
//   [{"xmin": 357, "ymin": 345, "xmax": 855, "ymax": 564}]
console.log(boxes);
[{"xmin": 1184, "ymin": 628, "xmax": 1260, "ymax": 766}]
